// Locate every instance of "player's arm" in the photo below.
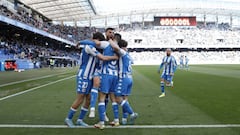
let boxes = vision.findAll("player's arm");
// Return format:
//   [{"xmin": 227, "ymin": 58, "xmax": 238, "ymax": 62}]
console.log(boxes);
[
  {"xmin": 85, "ymin": 45, "xmax": 118, "ymax": 61},
  {"xmin": 108, "ymin": 39, "xmax": 128, "ymax": 59},
  {"xmin": 173, "ymin": 57, "xmax": 177, "ymax": 73},
  {"xmin": 157, "ymin": 58, "xmax": 164, "ymax": 73},
  {"xmin": 129, "ymin": 55, "xmax": 134, "ymax": 64},
  {"xmin": 97, "ymin": 53, "xmax": 119, "ymax": 61},
  {"xmin": 170, "ymin": 57, "xmax": 177, "ymax": 76},
  {"xmin": 93, "ymin": 40, "xmax": 109, "ymax": 49},
  {"xmin": 79, "ymin": 39, "xmax": 96, "ymax": 46},
  {"xmin": 109, "ymin": 39, "xmax": 120, "ymax": 52},
  {"xmin": 76, "ymin": 39, "xmax": 96, "ymax": 49},
  {"xmin": 75, "ymin": 42, "xmax": 80, "ymax": 49}
]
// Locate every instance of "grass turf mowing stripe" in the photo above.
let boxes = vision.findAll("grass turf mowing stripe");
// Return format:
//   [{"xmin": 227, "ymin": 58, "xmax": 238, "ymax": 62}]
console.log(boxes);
[
  {"xmin": 0, "ymin": 72, "xmax": 71, "ymax": 87},
  {"xmin": 0, "ymin": 75, "xmax": 75, "ymax": 101},
  {"xmin": 0, "ymin": 124, "xmax": 240, "ymax": 129}
]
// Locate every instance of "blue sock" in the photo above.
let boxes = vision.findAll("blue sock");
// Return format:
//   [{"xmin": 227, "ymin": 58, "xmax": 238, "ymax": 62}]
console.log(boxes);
[
  {"xmin": 122, "ymin": 107, "xmax": 128, "ymax": 119},
  {"xmin": 78, "ymin": 107, "xmax": 88, "ymax": 120},
  {"xmin": 90, "ymin": 88, "xmax": 98, "ymax": 109},
  {"xmin": 161, "ymin": 81, "xmax": 165, "ymax": 93},
  {"xmin": 121, "ymin": 100, "xmax": 133, "ymax": 115},
  {"xmin": 105, "ymin": 95, "xmax": 109, "ymax": 109},
  {"xmin": 67, "ymin": 107, "xmax": 77, "ymax": 119},
  {"xmin": 112, "ymin": 102, "xmax": 119, "ymax": 121},
  {"xmin": 98, "ymin": 102, "xmax": 105, "ymax": 122}
]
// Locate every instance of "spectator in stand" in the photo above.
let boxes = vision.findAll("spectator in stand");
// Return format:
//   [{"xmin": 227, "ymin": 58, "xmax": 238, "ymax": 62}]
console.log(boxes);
[{"xmin": 0, "ymin": 5, "xmax": 98, "ymax": 42}]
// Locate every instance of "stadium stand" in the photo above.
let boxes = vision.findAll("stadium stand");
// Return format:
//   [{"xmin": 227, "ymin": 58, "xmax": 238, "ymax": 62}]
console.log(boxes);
[
  {"xmin": 0, "ymin": 36, "xmax": 80, "ymax": 70},
  {"xmin": 0, "ymin": 0, "xmax": 240, "ymax": 70},
  {"xmin": 119, "ymin": 28, "xmax": 240, "ymax": 48},
  {"xmin": 0, "ymin": 4, "xmax": 99, "ymax": 42},
  {"xmin": 118, "ymin": 27, "xmax": 240, "ymax": 65},
  {"xmin": 0, "ymin": 0, "xmax": 99, "ymax": 71}
]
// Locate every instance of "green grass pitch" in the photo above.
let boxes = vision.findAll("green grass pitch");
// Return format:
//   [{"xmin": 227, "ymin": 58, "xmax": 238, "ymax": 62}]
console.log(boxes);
[{"xmin": 0, "ymin": 65, "xmax": 240, "ymax": 135}]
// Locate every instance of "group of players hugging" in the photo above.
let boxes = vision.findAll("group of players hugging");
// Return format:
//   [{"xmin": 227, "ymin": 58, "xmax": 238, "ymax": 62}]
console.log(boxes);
[{"xmin": 64, "ymin": 28, "xmax": 138, "ymax": 129}]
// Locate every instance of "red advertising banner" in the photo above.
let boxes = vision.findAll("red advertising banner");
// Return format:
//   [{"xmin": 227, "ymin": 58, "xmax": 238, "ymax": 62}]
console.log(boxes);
[{"xmin": 154, "ymin": 16, "xmax": 197, "ymax": 26}]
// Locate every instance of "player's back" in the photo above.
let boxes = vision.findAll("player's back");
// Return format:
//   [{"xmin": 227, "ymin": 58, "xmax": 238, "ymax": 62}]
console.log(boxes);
[
  {"xmin": 78, "ymin": 45, "xmax": 97, "ymax": 79},
  {"xmin": 119, "ymin": 52, "xmax": 132, "ymax": 78},
  {"xmin": 101, "ymin": 44, "xmax": 118, "ymax": 76},
  {"xmin": 180, "ymin": 57, "xmax": 183, "ymax": 63},
  {"xmin": 185, "ymin": 57, "xmax": 189, "ymax": 63}
]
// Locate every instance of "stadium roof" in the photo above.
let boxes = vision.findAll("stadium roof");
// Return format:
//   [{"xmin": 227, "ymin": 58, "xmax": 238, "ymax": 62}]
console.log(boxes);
[
  {"xmin": 18, "ymin": 0, "xmax": 97, "ymax": 21},
  {"xmin": 93, "ymin": 0, "xmax": 240, "ymax": 15},
  {"xmin": 18, "ymin": 0, "xmax": 240, "ymax": 22}
]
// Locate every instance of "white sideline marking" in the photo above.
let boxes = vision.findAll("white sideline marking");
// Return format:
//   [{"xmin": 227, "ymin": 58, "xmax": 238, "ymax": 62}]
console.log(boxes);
[
  {"xmin": 0, "ymin": 75, "xmax": 75, "ymax": 101},
  {"xmin": 0, "ymin": 124, "xmax": 240, "ymax": 129},
  {"xmin": 0, "ymin": 72, "xmax": 70, "ymax": 87}
]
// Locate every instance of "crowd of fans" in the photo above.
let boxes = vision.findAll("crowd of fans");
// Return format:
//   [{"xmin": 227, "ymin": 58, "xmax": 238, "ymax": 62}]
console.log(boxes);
[
  {"xmin": 1, "ymin": 1, "xmax": 240, "ymax": 67},
  {"xmin": 0, "ymin": 37, "xmax": 80, "ymax": 59},
  {"xmin": 119, "ymin": 28, "xmax": 240, "ymax": 48},
  {"xmin": 1, "ymin": 2, "xmax": 239, "ymax": 47},
  {"xmin": 0, "ymin": 4, "xmax": 100, "ymax": 42},
  {"xmin": 0, "ymin": 36, "xmax": 81, "ymax": 68}
]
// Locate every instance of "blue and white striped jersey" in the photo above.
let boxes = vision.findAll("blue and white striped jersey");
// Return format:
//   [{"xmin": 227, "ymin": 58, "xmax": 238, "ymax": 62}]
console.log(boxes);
[
  {"xmin": 180, "ymin": 56, "xmax": 184, "ymax": 64},
  {"xmin": 77, "ymin": 44, "xmax": 99, "ymax": 80},
  {"xmin": 160, "ymin": 55, "xmax": 177, "ymax": 75},
  {"xmin": 118, "ymin": 49, "xmax": 133, "ymax": 78},
  {"xmin": 185, "ymin": 57, "xmax": 189, "ymax": 64},
  {"xmin": 99, "ymin": 41, "xmax": 118, "ymax": 76}
]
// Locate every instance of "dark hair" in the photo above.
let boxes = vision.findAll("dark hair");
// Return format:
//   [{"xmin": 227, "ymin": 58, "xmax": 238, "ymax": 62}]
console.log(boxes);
[
  {"xmin": 114, "ymin": 33, "xmax": 122, "ymax": 43},
  {"xmin": 105, "ymin": 27, "xmax": 114, "ymax": 32},
  {"xmin": 93, "ymin": 32, "xmax": 105, "ymax": 41},
  {"xmin": 118, "ymin": 40, "xmax": 128, "ymax": 48}
]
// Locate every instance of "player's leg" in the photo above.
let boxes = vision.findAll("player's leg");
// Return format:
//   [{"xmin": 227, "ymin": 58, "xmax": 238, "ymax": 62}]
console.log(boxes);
[
  {"xmin": 89, "ymin": 76, "xmax": 100, "ymax": 118},
  {"xmin": 76, "ymin": 79, "xmax": 92, "ymax": 126},
  {"xmin": 186, "ymin": 62, "xmax": 189, "ymax": 70},
  {"xmin": 104, "ymin": 76, "xmax": 110, "ymax": 121},
  {"xmin": 109, "ymin": 93, "xmax": 119, "ymax": 126},
  {"xmin": 105, "ymin": 94, "xmax": 109, "ymax": 109},
  {"xmin": 104, "ymin": 94, "xmax": 110, "ymax": 122},
  {"xmin": 65, "ymin": 93, "xmax": 85, "ymax": 127},
  {"xmin": 124, "ymin": 78, "xmax": 137, "ymax": 125},
  {"xmin": 94, "ymin": 75, "xmax": 109, "ymax": 129},
  {"xmin": 65, "ymin": 77, "xmax": 86, "ymax": 127},
  {"xmin": 119, "ymin": 98, "xmax": 138, "ymax": 125},
  {"xmin": 121, "ymin": 95, "xmax": 128, "ymax": 125},
  {"xmin": 76, "ymin": 94, "xmax": 90, "ymax": 126},
  {"xmin": 159, "ymin": 74, "xmax": 166, "ymax": 97},
  {"xmin": 170, "ymin": 75, "xmax": 174, "ymax": 87},
  {"xmin": 121, "ymin": 77, "xmax": 131, "ymax": 124},
  {"xmin": 109, "ymin": 75, "xmax": 119, "ymax": 126},
  {"xmin": 114, "ymin": 78, "xmax": 127, "ymax": 125},
  {"xmin": 165, "ymin": 75, "xmax": 174, "ymax": 88},
  {"xmin": 116, "ymin": 78, "xmax": 138, "ymax": 125},
  {"xmin": 94, "ymin": 92, "xmax": 106, "ymax": 129}
]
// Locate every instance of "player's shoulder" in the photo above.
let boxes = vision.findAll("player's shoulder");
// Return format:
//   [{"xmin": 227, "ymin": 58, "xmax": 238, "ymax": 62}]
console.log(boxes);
[
  {"xmin": 84, "ymin": 45, "xmax": 97, "ymax": 53},
  {"xmin": 99, "ymin": 41, "xmax": 110, "ymax": 49},
  {"xmin": 119, "ymin": 48, "xmax": 127, "ymax": 56},
  {"xmin": 79, "ymin": 39, "xmax": 95, "ymax": 46},
  {"xmin": 171, "ymin": 55, "xmax": 176, "ymax": 59},
  {"xmin": 84, "ymin": 44, "xmax": 95, "ymax": 49}
]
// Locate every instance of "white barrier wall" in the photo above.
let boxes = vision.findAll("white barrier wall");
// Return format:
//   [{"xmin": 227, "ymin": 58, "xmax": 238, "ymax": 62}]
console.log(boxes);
[{"xmin": 130, "ymin": 51, "xmax": 240, "ymax": 65}]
